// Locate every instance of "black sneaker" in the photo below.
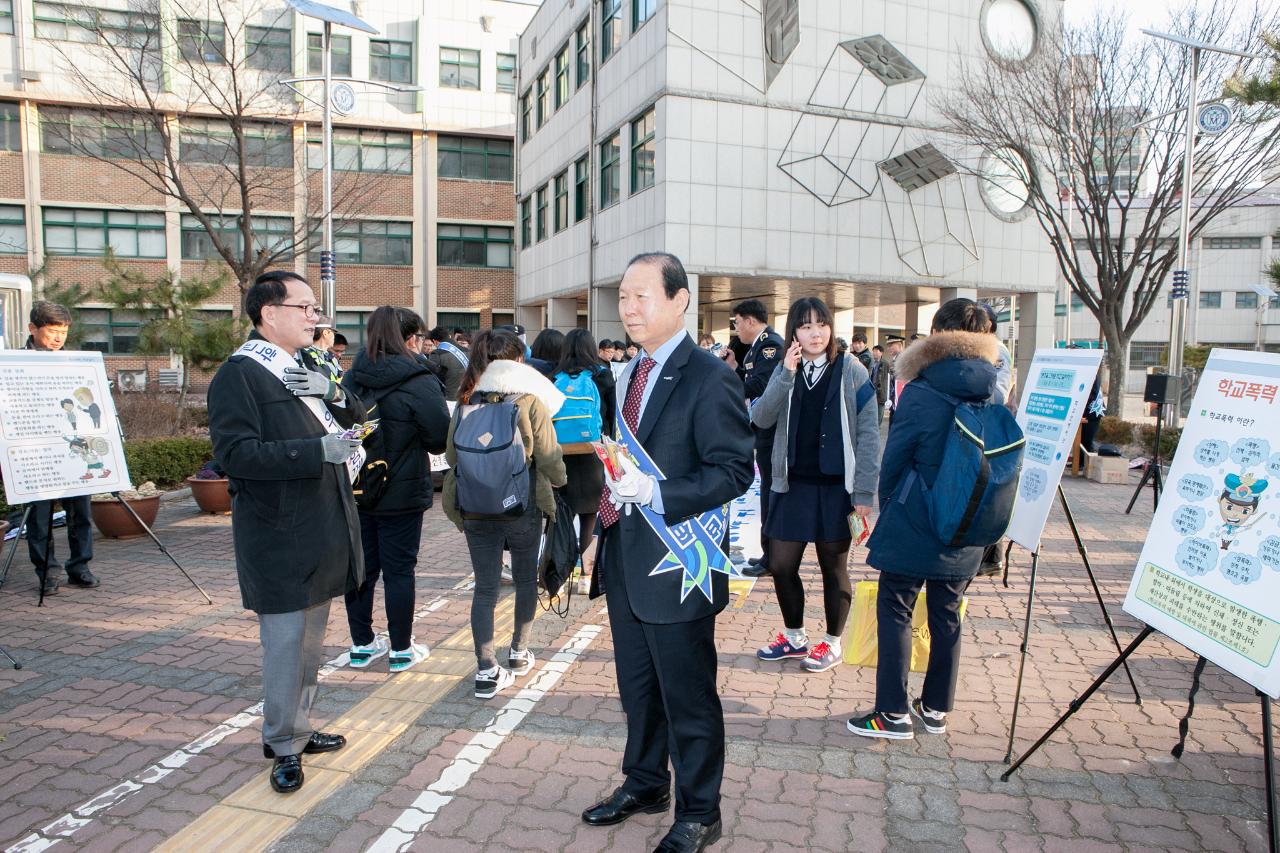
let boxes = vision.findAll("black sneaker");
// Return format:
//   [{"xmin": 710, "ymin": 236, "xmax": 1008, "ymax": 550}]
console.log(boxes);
[
  {"xmin": 910, "ymin": 698, "xmax": 947, "ymax": 734},
  {"xmin": 65, "ymin": 571, "xmax": 100, "ymax": 589},
  {"xmin": 847, "ymin": 710, "xmax": 914, "ymax": 740}
]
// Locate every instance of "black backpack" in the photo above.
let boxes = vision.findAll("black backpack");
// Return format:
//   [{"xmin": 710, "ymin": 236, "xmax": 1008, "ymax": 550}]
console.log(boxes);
[
  {"xmin": 352, "ymin": 375, "xmax": 419, "ymax": 510},
  {"xmin": 539, "ymin": 490, "xmax": 577, "ymax": 616}
]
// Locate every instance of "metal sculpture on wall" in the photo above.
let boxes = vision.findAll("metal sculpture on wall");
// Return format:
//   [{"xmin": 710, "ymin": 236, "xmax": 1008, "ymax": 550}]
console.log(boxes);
[
  {"xmin": 878, "ymin": 144, "xmax": 980, "ymax": 277},
  {"xmin": 667, "ymin": 0, "xmax": 799, "ymax": 94}
]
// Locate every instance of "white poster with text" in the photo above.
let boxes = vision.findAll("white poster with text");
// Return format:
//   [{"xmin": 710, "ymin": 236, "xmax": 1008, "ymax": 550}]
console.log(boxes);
[
  {"xmin": 1123, "ymin": 349, "xmax": 1280, "ymax": 698},
  {"xmin": 0, "ymin": 350, "xmax": 132, "ymax": 502},
  {"xmin": 1005, "ymin": 348, "xmax": 1102, "ymax": 552}
]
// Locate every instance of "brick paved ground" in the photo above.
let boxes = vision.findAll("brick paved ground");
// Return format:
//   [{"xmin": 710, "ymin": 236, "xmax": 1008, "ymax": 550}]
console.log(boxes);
[{"xmin": 1, "ymin": 475, "xmax": 1277, "ymax": 852}]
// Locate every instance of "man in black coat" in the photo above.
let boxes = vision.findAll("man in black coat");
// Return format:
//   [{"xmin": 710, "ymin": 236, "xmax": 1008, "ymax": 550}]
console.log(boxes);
[
  {"xmin": 721, "ymin": 299, "xmax": 783, "ymax": 579},
  {"xmin": 208, "ymin": 271, "xmax": 366, "ymax": 795},
  {"xmin": 424, "ymin": 326, "xmax": 466, "ymax": 402},
  {"xmin": 584, "ymin": 254, "xmax": 754, "ymax": 853}
]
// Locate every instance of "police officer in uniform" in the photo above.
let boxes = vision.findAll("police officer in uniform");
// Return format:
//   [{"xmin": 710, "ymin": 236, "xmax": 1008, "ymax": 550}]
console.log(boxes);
[{"xmin": 722, "ymin": 299, "xmax": 784, "ymax": 579}]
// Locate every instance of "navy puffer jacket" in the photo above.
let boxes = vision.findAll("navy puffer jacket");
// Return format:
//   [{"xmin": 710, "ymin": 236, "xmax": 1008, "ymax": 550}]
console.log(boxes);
[{"xmin": 866, "ymin": 331, "xmax": 1001, "ymax": 580}]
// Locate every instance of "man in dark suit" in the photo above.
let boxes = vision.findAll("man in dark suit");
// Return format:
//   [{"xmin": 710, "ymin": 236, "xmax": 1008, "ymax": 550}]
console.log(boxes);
[
  {"xmin": 720, "ymin": 299, "xmax": 783, "ymax": 579},
  {"xmin": 584, "ymin": 254, "xmax": 754, "ymax": 852}
]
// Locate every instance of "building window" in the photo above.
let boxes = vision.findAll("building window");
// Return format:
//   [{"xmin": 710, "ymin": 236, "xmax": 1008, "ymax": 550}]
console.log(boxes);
[
  {"xmin": 1199, "ymin": 291, "xmax": 1222, "ymax": 309},
  {"xmin": 439, "ymin": 46, "xmax": 479, "ymax": 89},
  {"xmin": 554, "ymin": 171, "xmax": 569, "ymax": 233},
  {"xmin": 34, "ymin": 3, "xmax": 157, "ymax": 49},
  {"xmin": 43, "ymin": 207, "xmax": 165, "ymax": 258},
  {"xmin": 181, "ymin": 118, "xmax": 292, "ymax": 168},
  {"xmin": 497, "ymin": 53, "xmax": 517, "ymax": 93},
  {"xmin": 0, "ymin": 1, "xmax": 12, "ymax": 36},
  {"xmin": 307, "ymin": 33, "xmax": 352, "ymax": 76},
  {"xmin": 334, "ymin": 311, "xmax": 369, "ymax": 349},
  {"xmin": 536, "ymin": 70, "xmax": 549, "ymax": 127},
  {"xmin": 79, "ymin": 309, "xmax": 145, "ymax": 354},
  {"xmin": 372, "ymin": 39, "xmax": 414, "ymax": 84},
  {"xmin": 535, "ymin": 186, "xmax": 547, "ymax": 241},
  {"xmin": 1236, "ymin": 291, "xmax": 1259, "ymax": 310},
  {"xmin": 520, "ymin": 90, "xmax": 532, "ymax": 143},
  {"xmin": 178, "ymin": 19, "xmax": 225, "ymax": 64},
  {"xmin": 181, "ymin": 214, "xmax": 293, "ymax": 260},
  {"xmin": 601, "ymin": 0, "xmax": 622, "ymax": 63},
  {"xmin": 554, "ymin": 45, "xmax": 570, "ymax": 109},
  {"xmin": 307, "ymin": 129, "xmax": 412, "ymax": 174},
  {"xmin": 574, "ymin": 155, "xmax": 590, "ymax": 222},
  {"xmin": 1129, "ymin": 342, "xmax": 1166, "ymax": 370},
  {"xmin": 437, "ymin": 136, "xmax": 512, "ymax": 181},
  {"xmin": 437, "ymin": 312, "xmax": 481, "ymax": 333},
  {"xmin": 631, "ymin": 108, "xmax": 655, "ymax": 193},
  {"xmin": 1205, "ymin": 236, "xmax": 1262, "ymax": 250},
  {"xmin": 0, "ymin": 102, "xmax": 18, "ymax": 152},
  {"xmin": 600, "ymin": 133, "xmax": 620, "ymax": 208},
  {"xmin": 437, "ymin": 224, "xmax": 513, "ymax": 268},
  {"xmin": 246, "ymin": 25, "xmax": 291, "ymax": 73},
  {"xmin": 42, "ymin": 107, "xmax": 162, "ymax": 160},
  {"xmin": 576, "ymin": 21, "xmax": 591, "ymax": 88},
  {"xmin": 520, "ymin": 198, "xmax": 531, "ymax": 247},
  {"xmin": 0, "ymin": 204, "xmax": 26, "ymax": 254},
  {"xmin": 633, "ymin": 0, "xmax": 656, "ymax": 31},
  {"xmin": 310, "ymin": 220, "xmax": 412, "ymax": 265}
]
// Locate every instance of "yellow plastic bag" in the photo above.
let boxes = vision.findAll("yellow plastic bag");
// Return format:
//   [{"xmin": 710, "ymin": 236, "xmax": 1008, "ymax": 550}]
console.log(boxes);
[{"xmin": 844, "ymin": 580, "xmax": 967, "ymax": 673}]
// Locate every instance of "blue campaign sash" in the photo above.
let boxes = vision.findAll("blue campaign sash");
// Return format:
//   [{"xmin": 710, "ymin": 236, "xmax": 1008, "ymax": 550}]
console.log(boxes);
[
  {"xmin": 616, "ymin": 415, "xmax": 742, "ymax": 604},
  {"xmin": 438, "ymin": 340, "xmax": 468, "ymax": 369}
]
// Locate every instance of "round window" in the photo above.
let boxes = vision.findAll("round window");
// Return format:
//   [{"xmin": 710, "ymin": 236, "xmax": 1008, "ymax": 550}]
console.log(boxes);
[
  {"xmin": 979, "ymin": 148, "xmax": 1032, "ymax": 218},
  {"xmin": 982, "ymin": 0, "xmax": 1038, "ymax": 63}
]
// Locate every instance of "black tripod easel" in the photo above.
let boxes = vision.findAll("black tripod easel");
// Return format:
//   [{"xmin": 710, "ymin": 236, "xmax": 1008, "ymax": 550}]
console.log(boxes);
[
  {"xmin": 108, "ymin": 490, "xmax": 212, "ymax": 605},
  {"xmin": 1001, "ymin": 625, "xmax": 1279, "ymax": 853},
  {"xmin": 1125, "ymin": 400, "xmax": 1166, "ymax": 515},
  {"xmin": 0, "ymin": 503, "xmax": 59, "ymax": 607},
  {"xmin": 1003, "ymin": 483, "xmax": 1143, "ymax": 763}
]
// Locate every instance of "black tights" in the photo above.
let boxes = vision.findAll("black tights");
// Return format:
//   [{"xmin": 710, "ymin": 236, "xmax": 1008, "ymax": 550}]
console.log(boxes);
[
  {"xmin": 578, "ymin": 513, "xmax": 597, "ymax": 558},
  {"xmin": 769, "ymin": 539, "xmax": 853, "ymax": 637}
]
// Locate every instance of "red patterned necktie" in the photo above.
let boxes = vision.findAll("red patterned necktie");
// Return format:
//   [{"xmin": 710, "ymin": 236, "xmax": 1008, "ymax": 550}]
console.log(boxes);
[{"xmin": 599, "ymin": 355, "xmax": 657, "ymax": 528}]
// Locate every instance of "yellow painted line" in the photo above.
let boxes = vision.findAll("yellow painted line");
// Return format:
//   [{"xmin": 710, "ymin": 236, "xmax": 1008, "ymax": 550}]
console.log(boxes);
[{"xmin": 154, "ymin": 592, "xmax": 518, "ymax": 853}]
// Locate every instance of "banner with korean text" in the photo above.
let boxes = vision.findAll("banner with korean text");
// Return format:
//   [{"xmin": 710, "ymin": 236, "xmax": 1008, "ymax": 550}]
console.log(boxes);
[
  {"xmin": 1005, "ymin": 348, "xmax": 1103, "ymax": 552},
  {"xmin": 1123, "ymin": 349, "xmax": 1280, "ymax": 698},
  {"xmin": 0, "ymin": 350, "xmax": 132, "ymax": 503}
]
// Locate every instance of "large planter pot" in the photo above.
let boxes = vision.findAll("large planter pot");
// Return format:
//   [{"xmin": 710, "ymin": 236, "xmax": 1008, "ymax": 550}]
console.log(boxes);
[
  {"xmin": 187, "ymin": 477, "xmax": 231, "ymax": 514},
  {"xmin": 90, "ymin": 495, "xmax": 161, "ymax": 539}
]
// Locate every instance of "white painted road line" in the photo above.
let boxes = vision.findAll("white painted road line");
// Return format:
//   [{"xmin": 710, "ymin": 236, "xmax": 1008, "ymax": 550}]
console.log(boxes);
[
  {"xmin": 367, "ymin": 624, "xmax": 604, "ymax": 853},
  {"xmin": 6, "ymin": 593, "xmax": 456, "ymax": 853}
]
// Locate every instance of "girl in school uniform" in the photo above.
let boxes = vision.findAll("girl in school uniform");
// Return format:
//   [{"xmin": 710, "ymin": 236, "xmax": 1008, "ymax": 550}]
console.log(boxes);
[{"xmin": 750, "ymin": 296, "xmax": 881, "ymax": 672}]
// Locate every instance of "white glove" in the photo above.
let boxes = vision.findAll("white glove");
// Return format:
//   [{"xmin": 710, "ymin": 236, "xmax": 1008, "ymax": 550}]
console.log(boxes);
[
  {"xmin": 884, "ymin": 400, "xmax": 893, "ymax": 411},
  {"xmin": 605, "ymin": 452, "xmax": 656, "ymax": 515}
]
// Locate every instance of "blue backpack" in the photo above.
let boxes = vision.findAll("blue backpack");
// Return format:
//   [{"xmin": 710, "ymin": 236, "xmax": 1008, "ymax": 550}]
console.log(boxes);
[
  {"xmin": 908, "ymin": 382, "xmax": 1026, "ymax": 547},
  {"xmin": 551, "ymin": 370, "xmax": 603, "ymax": 444}
]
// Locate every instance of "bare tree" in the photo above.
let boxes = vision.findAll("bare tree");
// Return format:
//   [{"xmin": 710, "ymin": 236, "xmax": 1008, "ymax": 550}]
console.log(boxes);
[
  {"xmin": 938, "ymin": 2, "xmax": 1280, "ymax": 413},
  {"xmin": 41, "ymin": 0, "xmax": 392, "ymax": 295}
]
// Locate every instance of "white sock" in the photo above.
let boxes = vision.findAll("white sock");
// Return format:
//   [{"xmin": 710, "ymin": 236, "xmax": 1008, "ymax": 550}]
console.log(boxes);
[
  {"xmin": 784, "ymin": 628, "xmax": 807, "ymax": 647},
  {"xmin": 885, "ymin": 712, "xmax": 909, "ymax": 722},
  {"xmin": 477, "ymin": 665, "xmax": 499, "ymax": 678},
  {"xmin": 823, "ymin": 634, "xmax": 842, "ymax": 655}
]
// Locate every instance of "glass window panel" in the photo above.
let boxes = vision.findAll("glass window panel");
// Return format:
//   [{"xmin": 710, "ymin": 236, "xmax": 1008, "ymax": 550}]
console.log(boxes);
[{"xmin": 486, "ymin": 242, "xmax": 510, "ymax": 268}]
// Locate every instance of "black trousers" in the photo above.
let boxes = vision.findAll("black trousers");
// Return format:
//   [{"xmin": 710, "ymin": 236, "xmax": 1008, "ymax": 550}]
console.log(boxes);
[
  {"xmin": 26, "ymin": 496, "xmax": 93, "ymax": 579},
  {"xmin": 756, "ymin": 445, "xmax": 773, "ymax": 567},
  {"xmin": 875, "ymin": 571, "xmax": 969, "ymax": 715},
  {"xmin": 345, "ymin": 511, "xmax": 423, "ymax": 651},
  {"xmin": 604, "ymin": 541, "xmax": 723, "ymax": 825}
]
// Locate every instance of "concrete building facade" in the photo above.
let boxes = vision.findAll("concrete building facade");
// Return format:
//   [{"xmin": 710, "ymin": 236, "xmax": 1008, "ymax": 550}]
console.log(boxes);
[{"xmin": 515, "ymin": 0, "xmax": 1065, "ymax": 378}]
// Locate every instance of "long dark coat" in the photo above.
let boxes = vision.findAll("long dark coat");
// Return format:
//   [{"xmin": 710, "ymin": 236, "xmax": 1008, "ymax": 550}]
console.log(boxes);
[{"xmin": 208, "ymin": 332, "xmax": 367, "ymax": 614}]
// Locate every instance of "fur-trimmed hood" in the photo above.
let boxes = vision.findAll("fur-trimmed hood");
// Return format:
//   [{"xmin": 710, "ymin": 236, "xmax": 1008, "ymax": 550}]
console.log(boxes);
[
  {"xmin": 473, "ymin": 358, "xmax": 566, "ymax": 414},
  {"xmin": 893, "ymin": 331, "xmax": 1000, "ymax": 383}
]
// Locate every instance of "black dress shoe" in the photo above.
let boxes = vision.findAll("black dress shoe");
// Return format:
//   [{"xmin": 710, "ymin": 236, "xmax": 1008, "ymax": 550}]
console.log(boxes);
[
  {"xmin": 740, "ymin": 561, "xmax": 769, "ymax": 578},
  {"xmin": 582, "ymin": 787, "xmax": 671, "ymax": 826},
  {"xmin": 269, "ymin": 754, "xmax": 303, "ymax": 793},
  {"xmin": 65, "ymin": 571, "xmax": 100, "ymax": 588},
  {"xmin": 263, "ymin": 731, "xmax": 347, "ymax": 759},
  {"xmin": 654, "ymin": 819, "xmax": 722, "ymax": 852},
  {"xmin": 38, "ymin": 575, "xmax": 59, "ymax": 595}
]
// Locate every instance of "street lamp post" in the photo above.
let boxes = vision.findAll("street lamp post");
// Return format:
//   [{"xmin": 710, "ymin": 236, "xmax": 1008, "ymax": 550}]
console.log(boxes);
[{"xmin": 1140, "ymin": 29, "xmax": 1262, "ymax": 429}]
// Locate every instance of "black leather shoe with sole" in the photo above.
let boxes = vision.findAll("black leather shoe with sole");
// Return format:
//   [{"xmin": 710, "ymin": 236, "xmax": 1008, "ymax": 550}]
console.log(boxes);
[
  {"xmin": 582, "ymin": 787, "xmax": 671, "ymax": 826},
  {"xmin": 269, "ymin": 754, "xmax": 303, "ymax": 793},
  {"xmin": 654, "ymin": 819, "xmax": 722, "ymax": 852},
  {"xmin": 263, "ymin": 731, "xmax": 346, "ymax": 759}
]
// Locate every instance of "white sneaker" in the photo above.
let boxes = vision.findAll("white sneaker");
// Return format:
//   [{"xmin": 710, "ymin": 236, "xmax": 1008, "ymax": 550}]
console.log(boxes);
[
  {"xmin": 508, "ymin": 648, "xmax": 535, "ymax": 676},
  {"xmin": 388, "ymin": 640, "xmax": 430, "ymax": 673},
  {"xmin": 501, "ymin": 563, "xmax": 514, "ymax": 584},
  {"xmin": 475, "ymin": 665, "xmax": 515, "ymax": 699},
  {"xmin": 348, "ymin": 636, "xmax": 390, "ymax": 668}
]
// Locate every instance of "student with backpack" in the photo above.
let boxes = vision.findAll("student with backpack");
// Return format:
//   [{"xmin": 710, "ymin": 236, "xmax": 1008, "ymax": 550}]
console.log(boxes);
[
  {"xmin": 750, "ymin": 297, "xmax": 880, "ymax": 674},
  {"xmin": 341, "ymin": 307, "xmax": 451, "ymax": 673},
  {"xmin": 848, "ymin": 298, "xmax": 1021, "ymax": 740},
  {"xmin": 442, "ymin": 330, "xmax": 567, "ymax": 699},
  {"xmin": 550, "ymin": 328, "xmax": 617, "ymax": 567}
]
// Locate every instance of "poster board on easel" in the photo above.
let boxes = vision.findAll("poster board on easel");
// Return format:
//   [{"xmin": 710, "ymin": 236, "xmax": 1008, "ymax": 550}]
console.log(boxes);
[
  {"xmin": 0, "ymin": 350, "xmax": 133, "ymax": 502},
  {"xmin": 1005, "ymin": 348, "xmax": 1103, "ymax": 552},
  {"xmin": 1123, "ymin": 348, "xmax": 1280, "ymax": 699}
]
